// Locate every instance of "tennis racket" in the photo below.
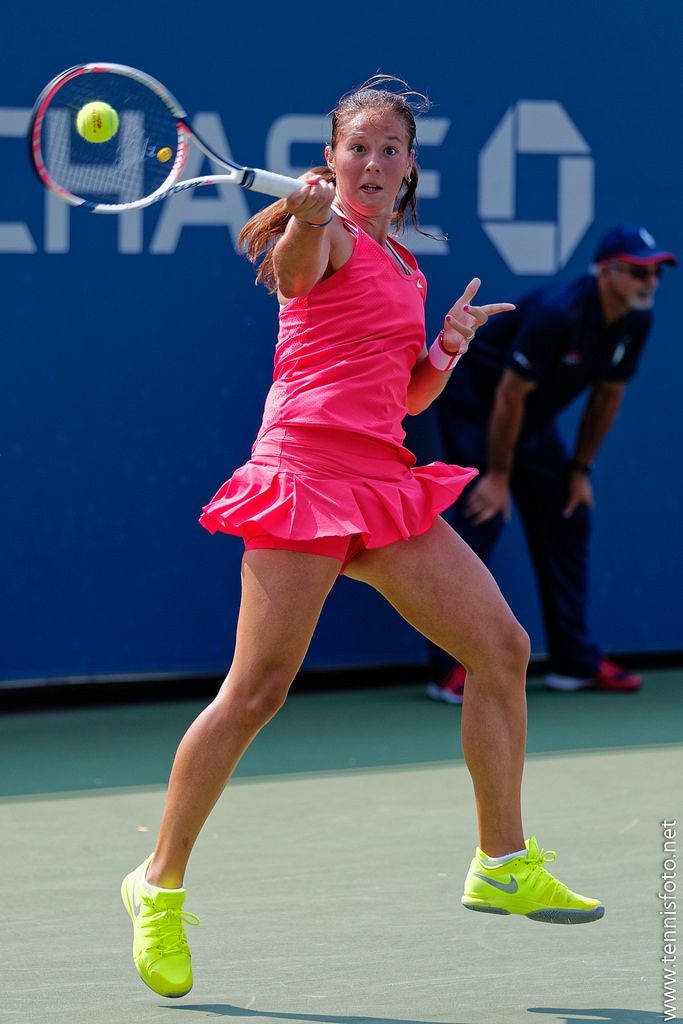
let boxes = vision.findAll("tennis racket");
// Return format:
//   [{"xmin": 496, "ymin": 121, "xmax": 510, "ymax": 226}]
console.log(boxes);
[{"xmin": 30, "ymin": 63, "xmax": 306, "ymax": 213}]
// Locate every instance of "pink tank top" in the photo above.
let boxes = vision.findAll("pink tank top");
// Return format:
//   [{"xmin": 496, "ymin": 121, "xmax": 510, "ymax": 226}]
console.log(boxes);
[{"xmin": 256, "ymin": 218, "xmax": 428, "ymax": 448}]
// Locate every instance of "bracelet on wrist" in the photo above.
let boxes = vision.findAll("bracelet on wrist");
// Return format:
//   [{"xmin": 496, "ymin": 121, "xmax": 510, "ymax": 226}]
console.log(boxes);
[
  {"xmin": 428, "ymin": 330, "xmax": 460, "ymax": 372},
  {"xmin": 299, "ymin": 211, "xmax": 333, "ymax": 228},
  {"xmin": 570, "ymin": 458, "xmax": 592, "ymax": 475}
]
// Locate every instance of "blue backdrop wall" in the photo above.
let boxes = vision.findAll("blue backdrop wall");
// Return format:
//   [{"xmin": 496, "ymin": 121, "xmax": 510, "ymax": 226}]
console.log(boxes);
[{"xmin": 2, "ymin": 1, "xmax": 682, "ymax": 682}]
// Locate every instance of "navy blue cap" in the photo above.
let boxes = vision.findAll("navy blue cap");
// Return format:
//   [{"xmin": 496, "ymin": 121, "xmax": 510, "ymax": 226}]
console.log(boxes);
[{"xmin": 594, "ymin": 223, "xmax": 677, "ymax": 266}]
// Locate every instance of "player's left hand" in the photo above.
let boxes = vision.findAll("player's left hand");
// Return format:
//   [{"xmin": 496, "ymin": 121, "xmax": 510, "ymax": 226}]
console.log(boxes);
[
  {"xmin": 441, "ymin": 278, "xmax": 516, "ymax": 356},
  {"xmin": 563, "ymin": 472, "xmax": 595, "ymax": 518}
]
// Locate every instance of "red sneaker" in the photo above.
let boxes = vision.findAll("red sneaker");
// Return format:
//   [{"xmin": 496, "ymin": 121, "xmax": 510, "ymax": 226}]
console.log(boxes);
[
  {"xmin": 426, "ymin": 664, "xmax": 466, "ymax": 704},
  {"xmin": 545, "ymin": 658, "xmax": 642, "ymax": 693},
  {"xmin": 592, "ymin": 658, "xmax": 642, "ymax": 692}
]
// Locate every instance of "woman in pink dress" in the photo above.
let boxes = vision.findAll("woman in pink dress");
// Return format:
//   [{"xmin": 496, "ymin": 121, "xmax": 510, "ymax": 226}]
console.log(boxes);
[{"xmin": 121, "ymin": 77, "xmax": 604, "ymax": 999}]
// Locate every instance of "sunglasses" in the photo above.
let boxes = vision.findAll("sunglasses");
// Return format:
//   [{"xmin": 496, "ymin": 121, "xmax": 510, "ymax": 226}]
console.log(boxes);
[{"xmin": 612, "ymin": 262, "xmax": 664, "ymax": 281}]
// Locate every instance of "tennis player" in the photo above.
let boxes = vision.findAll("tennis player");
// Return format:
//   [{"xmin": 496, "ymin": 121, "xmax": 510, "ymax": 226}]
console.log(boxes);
[{"xmin": 121, "ymin": 76, "xmax": 604, "ymax": 998}]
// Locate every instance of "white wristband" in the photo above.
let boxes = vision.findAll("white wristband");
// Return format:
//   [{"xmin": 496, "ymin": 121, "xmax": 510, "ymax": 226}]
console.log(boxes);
[{"xmin": 428, "ymin": 331, "xmax": 461, "ymax": 372}]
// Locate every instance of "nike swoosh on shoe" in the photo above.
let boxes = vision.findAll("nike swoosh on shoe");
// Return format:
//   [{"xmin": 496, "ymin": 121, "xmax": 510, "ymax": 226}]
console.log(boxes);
[{"xmin": 472, "ymin": 872, "xmax": 519, "ymax": 894}]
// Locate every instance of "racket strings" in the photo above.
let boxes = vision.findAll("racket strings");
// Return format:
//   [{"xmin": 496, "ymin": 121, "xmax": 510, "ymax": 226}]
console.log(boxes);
[{"xmin": 38, "ymin": 72, "xmax": 180, "ymax": 204}]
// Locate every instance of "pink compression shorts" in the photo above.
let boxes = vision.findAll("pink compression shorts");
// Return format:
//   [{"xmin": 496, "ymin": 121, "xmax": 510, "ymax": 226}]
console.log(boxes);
[{"xmin": 242, "ymin": 523, "xmax": 366, "ymax": 573}]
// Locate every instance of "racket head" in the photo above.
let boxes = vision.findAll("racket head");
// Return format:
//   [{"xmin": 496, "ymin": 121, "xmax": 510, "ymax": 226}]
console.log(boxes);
[{"xmin": 29, "ymin": 63, "xmax": 192, "ymax": 210}]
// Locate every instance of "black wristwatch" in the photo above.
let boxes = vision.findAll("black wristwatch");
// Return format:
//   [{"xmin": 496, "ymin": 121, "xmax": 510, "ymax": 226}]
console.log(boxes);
[{"xmin": 570, "ymin": 458, "xmax": 593, "ymax": 475}]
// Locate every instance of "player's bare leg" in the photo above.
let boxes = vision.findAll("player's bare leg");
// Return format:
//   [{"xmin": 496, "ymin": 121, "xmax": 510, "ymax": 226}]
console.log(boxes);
[
  {"xmin": 147, "ymin": 548, "xmax": 340, "ymax": 889},
  {"xmin": 344, "ymin": 515, "xmax": 527, "ymax": 856},
  {"xmin": 122, "ymin": 548, "xmax": 340, "ymax": 996},
  {"xmin": 344, "ymin": 516, "xmax": 604, "ymax": 924}
]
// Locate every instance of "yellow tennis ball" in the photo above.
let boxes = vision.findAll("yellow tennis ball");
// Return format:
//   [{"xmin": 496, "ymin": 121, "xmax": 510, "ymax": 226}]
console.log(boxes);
[
  {"xmin": 157, "ymin": 147, "xmax": 172, "ymax": 163},
  {"xmin": 76, "ymin": 101, "xmax": 119, "ymax": 143}
]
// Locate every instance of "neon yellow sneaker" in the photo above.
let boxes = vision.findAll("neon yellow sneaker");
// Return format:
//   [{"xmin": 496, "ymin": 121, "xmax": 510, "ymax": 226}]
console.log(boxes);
[
  {"xmin": 461, "ymin": 836, "xmax": 604, "ymax": 924},
  {"xmin": 121, "ymin": 854, "xmax": 200, "ymax": 997}
]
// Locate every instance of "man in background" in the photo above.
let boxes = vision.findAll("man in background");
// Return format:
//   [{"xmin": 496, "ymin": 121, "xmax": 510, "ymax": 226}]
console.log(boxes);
[{"xmin": 428, "ymin": 225, "xmax": 676, "ymax": 703}]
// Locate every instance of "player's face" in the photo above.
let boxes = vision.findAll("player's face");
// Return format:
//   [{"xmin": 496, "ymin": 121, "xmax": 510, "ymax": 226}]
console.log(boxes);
[
  {"xmin": 606, "ymin": 262, "xmax": 663, "ymax": 311},
  {"xmin": 326, "ymin": 111, "xmax": 414, "ymax": 218}
]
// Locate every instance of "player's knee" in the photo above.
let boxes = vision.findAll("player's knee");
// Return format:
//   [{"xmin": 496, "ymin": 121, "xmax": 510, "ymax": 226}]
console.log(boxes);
[
  {"xmin": 223, "ymin": 663, "xmax": 294, "ymax": 723},
  {"xmin": 506, "ymin": 622, "xmax": 531, "ymax": 675},
  {"xmin": 471, "ymin": 616, "xmax": 529, "ymax": 680},
  {"xmin": 243, "ymin": 670, "xmax": 292, "ymax": 721}
]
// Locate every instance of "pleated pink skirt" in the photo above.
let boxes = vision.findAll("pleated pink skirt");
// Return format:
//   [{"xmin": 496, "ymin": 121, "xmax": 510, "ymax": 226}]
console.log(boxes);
[{"xmin": 199, "ymin": 424, "xmax": 477, "ymax": 552}]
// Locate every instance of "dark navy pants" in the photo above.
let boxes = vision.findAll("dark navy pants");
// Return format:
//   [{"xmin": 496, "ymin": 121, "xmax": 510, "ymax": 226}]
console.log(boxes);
[{"xmin": 431, "ymin": 402, "xmax": 602, "ymax": 680}]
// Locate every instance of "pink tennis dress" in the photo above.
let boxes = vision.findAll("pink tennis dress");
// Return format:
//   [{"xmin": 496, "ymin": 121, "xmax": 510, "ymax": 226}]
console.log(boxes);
[{"xmin": 199, "ymin": 216, "xmax": 477, "ymax": 562}]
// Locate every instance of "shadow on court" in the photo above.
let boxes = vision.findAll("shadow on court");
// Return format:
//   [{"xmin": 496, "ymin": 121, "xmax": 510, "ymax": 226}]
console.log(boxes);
[
  {"xmin": 529, "ymin": 1009, "xmax": 674, "ymax": 1023},
  {"xmin": 162, "ymin": 1004, "xmax": 673, "ymax": 1023},
  {"xmin": 166, "ymin": 1008, "xmax": 469, "ymax": 1024}
]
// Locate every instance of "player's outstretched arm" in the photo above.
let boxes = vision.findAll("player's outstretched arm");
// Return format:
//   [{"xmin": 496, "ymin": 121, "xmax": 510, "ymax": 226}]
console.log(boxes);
[
  {"xmin": 273, "ymin": 177, "xmax": 338, "ymax": 298},
  {"xmin": 407, "ymin": 278, "xmax": 515, "ymax": 415}
]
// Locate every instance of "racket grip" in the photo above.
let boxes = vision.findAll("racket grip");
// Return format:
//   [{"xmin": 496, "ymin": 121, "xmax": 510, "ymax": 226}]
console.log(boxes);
[{"xmin": 245, "ymin": 167, "xmax": 308, "ymax": 199}]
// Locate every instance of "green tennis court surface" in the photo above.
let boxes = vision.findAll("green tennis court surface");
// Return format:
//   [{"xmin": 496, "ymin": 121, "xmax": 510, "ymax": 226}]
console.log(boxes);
[{"xmin": 2, "ymin": 670, "xmax": 681, "ymax": 1023}]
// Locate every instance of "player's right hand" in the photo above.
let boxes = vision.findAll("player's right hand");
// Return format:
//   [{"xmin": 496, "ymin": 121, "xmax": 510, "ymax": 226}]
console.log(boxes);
[
  {"xmin": 286, "ymin": 175, "xmax": 335, "ymax": 226},
  {"xmin": 465, "ymin": 472, "xmax": 512, "ymax": 525}
]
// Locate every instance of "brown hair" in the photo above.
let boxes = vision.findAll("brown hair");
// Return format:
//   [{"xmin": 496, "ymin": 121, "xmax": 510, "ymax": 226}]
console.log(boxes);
[{"xmin": 237, "ymin": 75, "xmax": 433, "ymax": 291}]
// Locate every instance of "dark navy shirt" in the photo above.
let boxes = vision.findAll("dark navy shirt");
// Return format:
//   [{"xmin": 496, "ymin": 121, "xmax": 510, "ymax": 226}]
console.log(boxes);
[{"xmin": 444, "ymin": 274, "xmax": 651, "ymax": 436}]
